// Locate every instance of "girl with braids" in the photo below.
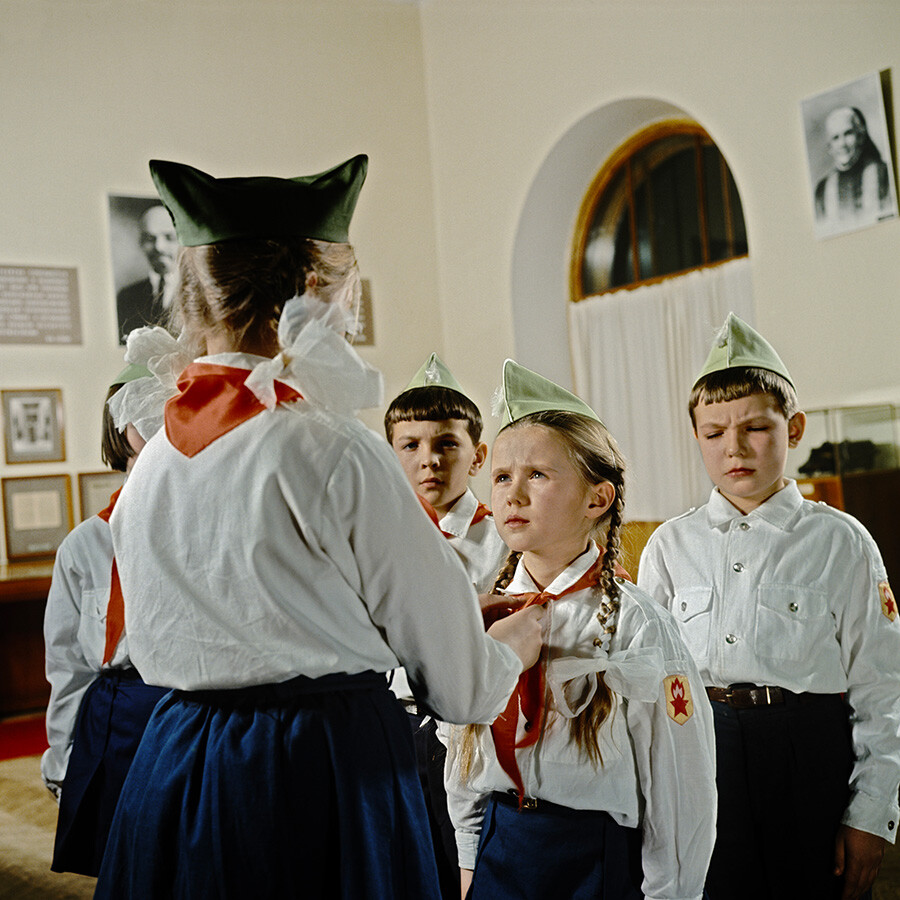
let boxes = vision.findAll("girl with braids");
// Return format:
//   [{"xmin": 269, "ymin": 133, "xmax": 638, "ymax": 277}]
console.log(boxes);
[{"xmin": 444, "ymin": 360, "xmax": 717, "ymax": 900}]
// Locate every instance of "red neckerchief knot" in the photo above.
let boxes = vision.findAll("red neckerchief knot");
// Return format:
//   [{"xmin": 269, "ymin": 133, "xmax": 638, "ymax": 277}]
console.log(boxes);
[
  {"xmin": 486, "ymin": 560, "xmax": 602, "ymax": 807},
  {"xmin": 165, "ymin": 363, "xmax": 303, "ymax": 458}
]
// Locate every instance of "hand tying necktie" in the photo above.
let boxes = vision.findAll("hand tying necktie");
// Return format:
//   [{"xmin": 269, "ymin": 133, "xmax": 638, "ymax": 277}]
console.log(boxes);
[{"xmin": 486, "ymin": 563, "xmax": 601, "ymax": 807}]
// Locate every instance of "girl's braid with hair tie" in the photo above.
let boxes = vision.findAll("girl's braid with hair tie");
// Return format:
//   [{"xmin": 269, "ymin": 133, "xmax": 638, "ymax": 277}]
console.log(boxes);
[{"xmin": 492, "ymin": 550, "xmax": 522, "ymax": 593}]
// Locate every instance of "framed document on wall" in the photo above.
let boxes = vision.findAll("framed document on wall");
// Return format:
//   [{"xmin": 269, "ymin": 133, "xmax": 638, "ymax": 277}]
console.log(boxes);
[
  {"xmin": 2, "ymin": 474, "xmax": 73, "ymax": 561},
  {"xmin": 78, "ymin": 471, "xmax": 125, "ymax": 521}
]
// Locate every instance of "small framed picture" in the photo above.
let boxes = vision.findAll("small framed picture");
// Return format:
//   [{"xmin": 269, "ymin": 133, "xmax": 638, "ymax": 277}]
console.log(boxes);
[
  {"xmin": 2, "ymin": 474, "xmax": 73, "ymax": 561},
  {"xmin": 78, "ymin": 471, "xmax": 126, "ymax": 521},
  {"xmin": 801, "ymin": 71, "xmax": 899, "ymax": 239},
  {"xmin": 1, "ymin": 388, "xmax": 65, "ymax": 464}
]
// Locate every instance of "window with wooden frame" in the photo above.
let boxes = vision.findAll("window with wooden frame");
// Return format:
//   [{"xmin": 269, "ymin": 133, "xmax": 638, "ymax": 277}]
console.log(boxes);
[{"xmin": 572, "ymin": 122, "xmax": 748, "ymax": 299}]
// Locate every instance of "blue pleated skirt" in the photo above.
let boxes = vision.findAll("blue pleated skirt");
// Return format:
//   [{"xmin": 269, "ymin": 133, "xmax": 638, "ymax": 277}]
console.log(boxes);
[
  {"xmin": 94, "ymin": 670, "xmax": 441, "ymax": 899},
  {"xmin": 468, "ymin": 793, "xmax": 644, "ymax": 899},
  {"xmin": 51, "ymin": 667, "xmax": 168, "ymax": 876}
]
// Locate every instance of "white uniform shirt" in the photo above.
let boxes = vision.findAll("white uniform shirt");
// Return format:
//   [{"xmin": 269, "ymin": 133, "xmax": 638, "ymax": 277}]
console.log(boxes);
[
  {"xmin": 439, "ymin": 488, "xmax": 508, "ymax": 594},
  {"xmin": 41, "ymin": 515, "xmax": 131, "ymax": 792},
  {"xmin": 444, "ymin": 544, "xmax": 717, "ymax": 900},
  {"xmin": 638, "ymin": 480, "xmax": 900, "ymax": 841},
  {"xmin": 110, "ymin": 354, "xmax": 521, "ymax": 726}
]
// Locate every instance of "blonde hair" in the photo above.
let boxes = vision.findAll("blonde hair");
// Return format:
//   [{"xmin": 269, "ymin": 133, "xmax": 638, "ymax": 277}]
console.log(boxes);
[
  {"xmin": 456, "ymin": 410, "xmax": 627, "ymax": 778},
  {"xmin": 170, "ymin": 237, "xmax": 360, "ymax": 355}
]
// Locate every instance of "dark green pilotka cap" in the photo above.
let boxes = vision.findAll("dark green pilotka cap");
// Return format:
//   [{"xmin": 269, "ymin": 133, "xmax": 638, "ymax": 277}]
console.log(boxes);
[
  {"xmin": 110, "ymin": 363, "xmax": 152, "ymax": 386},
  {"xmin": 148, "ymin": 154, "xmax": 368, "ymax": 247}
]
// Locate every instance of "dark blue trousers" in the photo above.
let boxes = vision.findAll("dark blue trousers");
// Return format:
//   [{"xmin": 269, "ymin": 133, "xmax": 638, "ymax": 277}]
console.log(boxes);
[
  {"xmin": 706, "ymin": 693, "xmax": 862, "ymax": 900},
  {"xmin": 95, "ymin": 671, "xmax": 441, "ymax": 900}
]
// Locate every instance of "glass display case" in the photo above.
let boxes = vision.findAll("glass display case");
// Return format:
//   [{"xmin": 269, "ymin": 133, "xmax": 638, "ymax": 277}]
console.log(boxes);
[{"xmin": 787, "ymin": 404, "xmax": 900, "ymax": 479}]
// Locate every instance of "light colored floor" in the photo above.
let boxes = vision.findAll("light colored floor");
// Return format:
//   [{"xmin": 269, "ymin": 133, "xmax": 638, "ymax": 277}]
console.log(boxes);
[{"xmin": 0, "ymin": 753, "xmax": 898, "ymax": 898}]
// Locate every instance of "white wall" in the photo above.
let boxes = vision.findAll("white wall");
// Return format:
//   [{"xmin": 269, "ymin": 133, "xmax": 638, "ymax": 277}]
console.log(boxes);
[
  {"xmin": 2, "ymin": 0, "xmax": 899, "ymax": 561},
  {"xmin": 0, "ymin": 0, "xmax": 441, "ymax": 562},
  {"xmin": 420, "ymin": 0, "xmax": 900, "ymax": 436}
]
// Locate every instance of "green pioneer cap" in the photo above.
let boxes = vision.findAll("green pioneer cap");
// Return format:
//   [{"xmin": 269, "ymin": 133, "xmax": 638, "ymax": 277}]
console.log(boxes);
[
  {"xmin": 404, "ymin": 353, "xmax": 469, "ymax": 398},
  {"xmin": 110, "ymin": 363, "xmax": 152, "ymax": 387},
  {"xmin": 693, "ymin": 312, "xmax": 793, "ymax": 389},
  {"xmin": 497, "ymin": 359, "xmax": 602, "ymax": 429},
  {"xmin": 149, "ymin": 154, "xmax": 368, "ymax": 247}
]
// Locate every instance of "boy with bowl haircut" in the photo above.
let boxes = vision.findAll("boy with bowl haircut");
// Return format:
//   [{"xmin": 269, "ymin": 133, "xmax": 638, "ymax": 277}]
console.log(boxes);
[
  {"xmin": 385, "ymin": 352, "xmax": 507, "ymax": 593},
  {"xmin": 638, "ymin": 313, "xmax": 900, "ymax": 900},
  {"xmin": 385, "ymin": 353, "xmax": 508, "ymax": 899}
]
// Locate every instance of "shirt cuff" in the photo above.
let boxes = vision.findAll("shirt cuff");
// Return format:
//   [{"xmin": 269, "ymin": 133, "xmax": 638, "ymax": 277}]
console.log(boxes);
[
  {"xmin": 456, "ymin": 830, "xmax": 481, "ymax": 871},
  {"xmin": 843, "ymin": 791, "xmax": 900, "ymax": 843}
]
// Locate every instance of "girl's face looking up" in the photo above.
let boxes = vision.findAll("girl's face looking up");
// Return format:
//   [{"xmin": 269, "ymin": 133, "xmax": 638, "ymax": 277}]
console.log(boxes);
[{"xmin": 491, "ymin": 423, "xmax": 614, "ymax": 589}]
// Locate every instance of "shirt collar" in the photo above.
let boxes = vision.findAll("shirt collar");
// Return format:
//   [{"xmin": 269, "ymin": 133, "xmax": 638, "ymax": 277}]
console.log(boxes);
[
  {"xmin": 195, "ymin": 352, "xmax": 268, "ymax": 371},
  {"xmin": 439, "ymin": 488, "xmax": 477, "ymax": 538},
  {"xmin": 506, "ymin": 541, "xmax": 600, "ymax": 595},
  {"xmin": 706, "ymin": 478, "xmax": 804, "ymax": 531}
]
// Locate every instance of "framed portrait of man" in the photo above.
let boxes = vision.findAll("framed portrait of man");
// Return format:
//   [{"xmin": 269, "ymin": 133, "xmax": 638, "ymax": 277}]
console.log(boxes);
[
  {"xmin": 109, "ymin": 194, "xmax": 179, "ymax": 344},
  {"xmin": 801, "ymin": 72, "xmax": 898, "ymax": 240}
]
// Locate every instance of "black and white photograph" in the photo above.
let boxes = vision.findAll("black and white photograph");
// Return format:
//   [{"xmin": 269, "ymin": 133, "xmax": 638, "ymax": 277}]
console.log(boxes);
[
  {"xmin": 801, "ymin": 71, "xmax": 898, "ymax": 239},
  {"xmin": 108, "ymin": 194, "xmax": 179, "ymax": 343},
  {"xmin": 1, "ymin": 388, "xmax": 65, "ymax": 464}
]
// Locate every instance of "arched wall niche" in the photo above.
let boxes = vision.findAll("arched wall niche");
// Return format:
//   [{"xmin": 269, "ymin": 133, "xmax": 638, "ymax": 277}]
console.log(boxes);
[{"xmin": 510, "ymin": 97, "xmax": 726, "ymax": 390}]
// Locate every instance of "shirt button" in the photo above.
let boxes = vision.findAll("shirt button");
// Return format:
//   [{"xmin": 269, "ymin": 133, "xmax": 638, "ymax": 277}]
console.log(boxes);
[
  {"xmin": 725, "ymin": 633, "xmax": 737, "ymax": 644},
  {"xmin": 889, "ymin": 821, "xmax": 895, "ymax": 831},
  {"xmin": 789, "ymin": 602, "xmax": 799, "ymax": 612},
  {"xmin": 739, "ymin": 522, "xmax": 750, "ymax": 531},
  {"xmin": 733, "ymin": 562, "xmax": 745, "ymax": 572},
  {"xmin": 680, "ymin": 601, "xmax": 688, "ymax": 611}
]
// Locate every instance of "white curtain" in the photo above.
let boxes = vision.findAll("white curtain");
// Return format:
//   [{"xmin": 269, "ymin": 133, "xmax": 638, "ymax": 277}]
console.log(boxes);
[{"xmin": 568, "ymin": 257, "xmax": 754, "ymax": 522}]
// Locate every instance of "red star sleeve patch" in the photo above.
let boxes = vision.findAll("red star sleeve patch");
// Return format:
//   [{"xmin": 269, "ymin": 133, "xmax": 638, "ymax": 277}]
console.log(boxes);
[
  {"xmin": 879, "ymin": 581, "xmax": 897, "ymax": 623},
  {"xmin": 664, "ymin": 674, "xmax": 694, "ymax": 725}
]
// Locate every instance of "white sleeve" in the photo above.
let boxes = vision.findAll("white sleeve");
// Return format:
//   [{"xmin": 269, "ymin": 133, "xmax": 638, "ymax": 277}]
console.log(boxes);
[
  {"xmin": 625, "ymin": 613, "xmax": 717, "ymax": 900},
  {"xmin": 441, "ymin": 723, "xmax": 491, "ymax": 870},
  {"xmin": 834, "ymin": 526, "xmax": 900, "ymax": 841},
  {"xmin": 41, "ymin": 538, "xmax": 100, "ymax": 792},
  {"xmin": 321, "ymin": 433, "xmax": 522, "ymax": 724}
]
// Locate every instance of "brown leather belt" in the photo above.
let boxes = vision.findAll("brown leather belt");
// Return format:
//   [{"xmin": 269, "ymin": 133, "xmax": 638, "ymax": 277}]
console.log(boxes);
[{"xmin": 705, "ymin": 685, "xmax": 840, "ymax": 709}]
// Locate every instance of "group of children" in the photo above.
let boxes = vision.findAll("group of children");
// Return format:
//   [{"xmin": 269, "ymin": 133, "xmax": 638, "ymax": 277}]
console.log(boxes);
[{"xmin": 40, "ymin": 151, "xmax": 899, "ymax": 900}]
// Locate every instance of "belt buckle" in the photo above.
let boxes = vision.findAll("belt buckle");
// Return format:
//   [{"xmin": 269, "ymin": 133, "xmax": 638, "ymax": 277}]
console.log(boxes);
[{"xmin": 522, "ymin": 797, "xmax": 539, "ymax": 811}]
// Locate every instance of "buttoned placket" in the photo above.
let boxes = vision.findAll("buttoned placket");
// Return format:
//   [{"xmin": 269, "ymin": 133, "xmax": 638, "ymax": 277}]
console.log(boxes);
[{"xmin": 716, "ymin": 517, "xmax": 754, "ymax": 670}]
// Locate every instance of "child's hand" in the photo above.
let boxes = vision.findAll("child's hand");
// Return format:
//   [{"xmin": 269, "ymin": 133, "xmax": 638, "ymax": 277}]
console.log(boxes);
[
  {"xmin": 834, "ymin": 824, "xmax": 885, "ymax": 899},
  {"xmin": 487, "ymin": 604, "xmax": 545, "ymax": 669}
]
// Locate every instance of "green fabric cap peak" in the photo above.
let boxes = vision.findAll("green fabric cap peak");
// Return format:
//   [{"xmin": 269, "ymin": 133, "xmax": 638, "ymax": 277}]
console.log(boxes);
[
  {"xmin": 404, "ymin": 353, "xmax": 468, "ymax": 397},
  {"xmin": 497, "ymin": 359, "xmax": 602, "ymax": 429},
  {"xmin": 693, "ymin": 312, "xmax": 793, "ymax": 389},
  {"xmin": 149, "ymin": 154, "xmax": 368, "ymax": 247},
  {"xmin": 111, "ymin": 363, "xmax": 152, "ymax": 387}
]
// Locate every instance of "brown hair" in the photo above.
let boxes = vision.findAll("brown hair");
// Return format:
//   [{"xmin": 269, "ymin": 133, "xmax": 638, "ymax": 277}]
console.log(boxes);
[
  {"xmin": 689, "ymin": 367, "xmax": 799, "ymax": 429},
  {"xmin": 170, "ymin": 237, "xmax": 360, "ymax": 355},
  {"xmin": 384, "ymin": 386, "xmax": 483, "ymax": 444},
  {"xmin": 100, "ymin": 384, "xmax": 134, "ymax": 473},
  {"xmin": 456, "ymin": 410, "xmax": 627, "ymax": 778}
]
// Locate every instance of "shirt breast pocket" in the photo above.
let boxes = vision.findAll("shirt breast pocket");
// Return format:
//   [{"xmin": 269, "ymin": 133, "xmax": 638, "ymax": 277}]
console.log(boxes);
[
  {"xmin": 76, "ymin": 587, "xmax": 108, "ymax": 648},
  {"xmin": 671, "ymin": 587, "xmax": 713, "ymax": 662},
  {"xmin": 755, "ymin": 585, "xmax": 831, "ymax": 662}
]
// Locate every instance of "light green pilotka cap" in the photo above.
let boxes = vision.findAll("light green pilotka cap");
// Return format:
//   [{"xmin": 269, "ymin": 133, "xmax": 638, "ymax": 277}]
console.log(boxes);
[
  {"xmin": 110, "ymin": 363, "xmax": 152, "ymax": 386},
  {"xmin": 693, "ymin": 312, "xmax": 794, "ymax": 389},
  {"xmin": 404, "ymin": 352, "xmax": 469, "ymax": 397},
  {"xmin": 149, "ymin": 154, "xmax": 368, "ymax": 247},
  {"xmin": 496, "ymin": 359, "xmax": 602, "ymax": 429}
]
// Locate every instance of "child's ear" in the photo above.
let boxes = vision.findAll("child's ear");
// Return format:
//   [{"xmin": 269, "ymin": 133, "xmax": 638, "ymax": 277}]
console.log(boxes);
[
  {"xmin": 787, "ymin": 411, "xmax": 806, "ymax": 448},
  {"xmin": 469, "ymin": 441, "xmax": 488, "ymax": 476},
  {"xmin": 587, "ymin": 481, "xmax": 616, "ymax": 519}
]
